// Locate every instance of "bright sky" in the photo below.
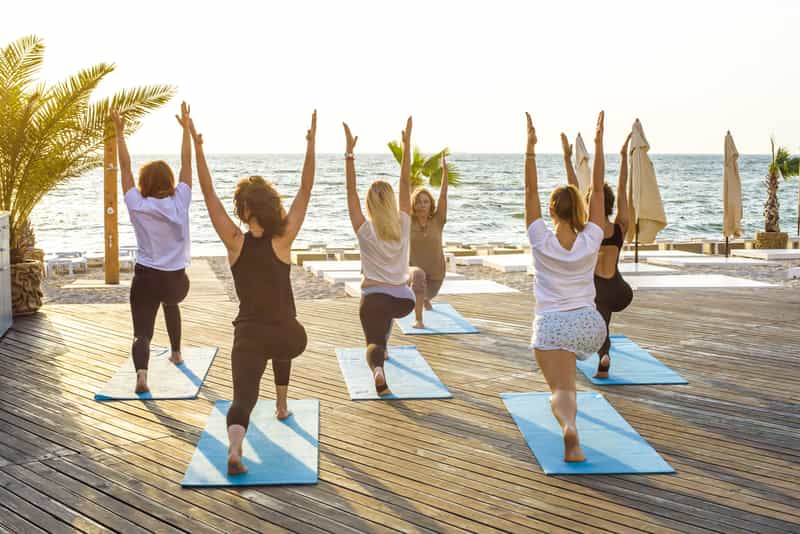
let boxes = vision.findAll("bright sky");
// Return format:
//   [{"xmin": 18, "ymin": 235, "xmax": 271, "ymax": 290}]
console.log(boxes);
[{"xmin": 4, "ymin": 0, "xmax": 799, "ymax": 154}]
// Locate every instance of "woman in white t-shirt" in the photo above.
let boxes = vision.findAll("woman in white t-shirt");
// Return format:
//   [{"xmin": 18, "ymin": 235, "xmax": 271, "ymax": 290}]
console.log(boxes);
[
  {"xmin": 343, "ymin": 117, "xmax": 415, "ymax": 396},
  {"xmin": 525, "ymin": 111, "xmax": 607, "ymax": 462},
  {"xmin": 111, "ymin": 103, "xmax": 193, "ymax": 395}
]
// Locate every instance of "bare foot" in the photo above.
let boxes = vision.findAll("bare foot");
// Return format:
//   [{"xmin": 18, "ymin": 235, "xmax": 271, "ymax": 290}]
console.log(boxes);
[
  {"xmin": 227, "ymin": 448, "xmax": 248, "ymax": 475},
  {"xmin": 275, "ymin": 406, "xmax": 292, "ymax": 420},
  {"xmin": 135, "ymin": 371, "xmax": 149, "ymax": 394},
  {"xmin": 424, "ymin": 300, "xmax": 433, "ymax": 311},
  {"xmin": 169, "ymin": 351, "xmax": 184, "ymax": 365},
  {"xmin": 374, "ymin": 368, "xmax": 391, "ymax": 396},
  {"xmin": 594, "ymin": 354, "xmax": 610, "ymax": 378},
  {"xmin": 563, "ymin": 425, "xmax": 585, "ymax": 462},
  {"xmin": 413, "ymin": 321, "xmax": 425, "ymax": 329}
]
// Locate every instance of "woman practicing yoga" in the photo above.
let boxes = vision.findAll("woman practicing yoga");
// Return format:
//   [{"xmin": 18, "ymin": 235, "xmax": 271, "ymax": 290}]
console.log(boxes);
[
  {"xmin": 111, "ymin": 102, "xmax": 193, "ymax": 394},
  {"xmin": 408, "ymin": 156, "xmax": 449, "ymax": 329},
  {"xmin": 190, "ymin": 110, "xmax": 316, "ymax": 475},
  {"xmin": 344, "ymin": 117, "xmax": 415, "ymax": 395},
  {"xmin": 561, "ymin": 131, "xmax": 634, "ymax": 378},
  {"xmin": 525, "ymin": 111, "xmax": 608, "ymax": 462}
]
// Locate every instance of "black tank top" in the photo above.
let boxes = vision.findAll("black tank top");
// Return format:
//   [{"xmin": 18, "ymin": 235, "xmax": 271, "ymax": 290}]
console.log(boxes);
[
  {"xmin": 601, "ymin": 223, "xmax": 624, "ymax": 249},
  {"xmin": 231, "ymin": 232, "xmax": 296, "ymax": 324}
]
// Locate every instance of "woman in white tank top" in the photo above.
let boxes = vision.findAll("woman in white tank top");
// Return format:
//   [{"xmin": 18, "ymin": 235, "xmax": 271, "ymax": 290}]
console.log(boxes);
[
  {"xmin": 525, "ymin": 111, "xmax": 608, "ymax": 463},
  {"xmin": 343, "ymin": 117, "xmax": 416, "ymax": 396}
]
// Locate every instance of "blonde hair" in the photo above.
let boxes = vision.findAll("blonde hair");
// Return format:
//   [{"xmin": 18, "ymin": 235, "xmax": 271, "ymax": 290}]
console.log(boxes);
[
  {"xmin": 366, "ymin": 180, "xmax": 401, "ymax": 241},
  {"xmin": 411, "ymin": 188, "xmax": 436, "ymax": 221},
  {"xmin": 550, "ymin": 184, "xmax": 587, "ymax": 233}
]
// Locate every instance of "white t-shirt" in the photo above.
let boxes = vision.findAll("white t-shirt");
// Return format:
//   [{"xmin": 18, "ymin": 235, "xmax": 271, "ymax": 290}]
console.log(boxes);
[
  {"xmin": 124, "ymin": 182, "xmax": 191, "ymax": 271},
  {"xmin": 357, "ymin": 211, "xmax": 411, "ymax": 285},
  {"xmin": 528, "ymin": 218, "xmax": 603, "ymax": 314}
]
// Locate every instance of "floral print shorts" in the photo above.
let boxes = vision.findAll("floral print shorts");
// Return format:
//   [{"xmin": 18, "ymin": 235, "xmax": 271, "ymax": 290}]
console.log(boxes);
[{"xmin": 531, "ymin": 306, "xmax": 607, "ymax": 360}]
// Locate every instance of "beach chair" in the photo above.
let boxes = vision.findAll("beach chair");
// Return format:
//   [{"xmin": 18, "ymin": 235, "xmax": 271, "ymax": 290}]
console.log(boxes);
[{"xmin": 45, "ymin": 251, "xmax": 88, "ymax": 276}]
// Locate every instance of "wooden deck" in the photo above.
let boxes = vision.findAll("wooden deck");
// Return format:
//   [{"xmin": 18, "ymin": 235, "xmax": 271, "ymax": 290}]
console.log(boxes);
[{"xmin": 0, "ymin": 263, "xmax": 799, "ymax": 533}]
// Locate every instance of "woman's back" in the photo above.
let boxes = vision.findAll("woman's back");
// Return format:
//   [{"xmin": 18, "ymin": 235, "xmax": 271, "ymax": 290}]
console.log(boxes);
[
  {"xmin": 231, "ymin": 232, "xmax": 296, "ymax": 324},
  {"xmin": 358, "ymin": 212, "xmax": 412, "ymax": 286},
  {"xmin": 528, "ymin": 219, "xmax": 603, "ymax": 313},
  {"xmin": 124, "ymin": 182, "xmax": 191, "ymax": 270}
]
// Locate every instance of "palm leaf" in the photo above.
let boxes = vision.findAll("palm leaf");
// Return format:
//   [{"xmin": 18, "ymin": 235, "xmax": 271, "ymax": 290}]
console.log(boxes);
[
  {"xmin": 0, "ymin": 35, "xmax": 45, "ymax": 93},
  {"xmin": 387, "ymin": 140, "xmax": 403, "ymax": 165}
]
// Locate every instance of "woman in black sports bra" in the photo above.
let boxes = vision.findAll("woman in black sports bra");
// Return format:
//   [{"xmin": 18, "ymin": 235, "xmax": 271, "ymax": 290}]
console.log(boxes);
[{"xmin": 562, "ymin": 131, "xmax": 634, "ymax": 378}]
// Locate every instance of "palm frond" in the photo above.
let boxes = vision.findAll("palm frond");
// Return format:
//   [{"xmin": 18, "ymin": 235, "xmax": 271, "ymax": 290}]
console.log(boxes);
[
  {"xmin": 0, "ymin": 35, "xmax": 45, "ymax": 93},
  {"xmin": 387, "ymin": 140, "xmax": 403, "ymax": 164}
]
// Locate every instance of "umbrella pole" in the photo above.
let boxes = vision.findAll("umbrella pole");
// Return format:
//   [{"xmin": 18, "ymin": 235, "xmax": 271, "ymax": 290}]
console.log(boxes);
[
  {"xmin": 635, "ymin": 222, "xmax": 640, "ymax": 264},
  {"xmin": 725, "ymin": 236, "xmax": 729, "ymax": 258}
]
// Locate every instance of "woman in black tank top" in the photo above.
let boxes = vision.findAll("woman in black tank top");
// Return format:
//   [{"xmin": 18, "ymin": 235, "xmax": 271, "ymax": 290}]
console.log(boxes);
[
  {"xmin": 189, "ymin": 110, "xmax": 316, "ymax": 476},
  {"xmin": 562, "ymin": 132, "xmax": 634, "ymax": 378}
]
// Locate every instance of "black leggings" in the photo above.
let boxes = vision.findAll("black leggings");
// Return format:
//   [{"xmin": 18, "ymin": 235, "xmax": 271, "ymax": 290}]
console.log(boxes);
[
  {"xmin": 130, "ymin": 264, "xmax": 190, "ymax": 370},
  {"xmin": 594, "ymin": 271, "xmax": 634, "ymax": 356},
  {"xmin": 359, "ymin": 293, "xmax": 415, "ymax": 369},
  {"xmin": 226, "ymin": 318, "xmax": 307, "ymax": 429}
]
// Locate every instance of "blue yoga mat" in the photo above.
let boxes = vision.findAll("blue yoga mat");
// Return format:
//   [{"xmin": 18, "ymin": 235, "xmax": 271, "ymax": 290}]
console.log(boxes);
[
  {"xmin": 577, "ymin": 335, "xmax": 687, "ymax": 385},
  {"xmin": 335, "ymin": 345, "xmax": 452, "ymax": 400},
  {"xmin": 501, "ymin": 392, "xmax": 675, "ymax": 475},
  {"xmin": 395, "ymin": 302, "xmax": 479, "ymax": 335},
  {"xmin": 181, "ymin": 399, "xmax": 319, "ymax": 487},
  {"xmin": 95, "ymin": 346, "xmax": 218, "ymax": 401}
]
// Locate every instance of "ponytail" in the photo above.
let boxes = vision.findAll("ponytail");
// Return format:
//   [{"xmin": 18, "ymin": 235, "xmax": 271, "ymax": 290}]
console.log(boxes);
[{"xmin": 550, "ymin": 185, "xmax": 587, "ymax": 233}]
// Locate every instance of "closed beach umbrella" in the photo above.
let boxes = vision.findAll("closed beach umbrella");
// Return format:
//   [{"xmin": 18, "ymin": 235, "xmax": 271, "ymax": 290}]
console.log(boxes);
[
  {"xmin": 626, "ymin": 119, "xmax": 667, "ymax": 244},
  {"xmin": 574, "ymin": 133, "xmax": 592, "ymax": 193},
  {"xmin": 723, "ymin": 131, "xmax": 743, "ymax": 241}
]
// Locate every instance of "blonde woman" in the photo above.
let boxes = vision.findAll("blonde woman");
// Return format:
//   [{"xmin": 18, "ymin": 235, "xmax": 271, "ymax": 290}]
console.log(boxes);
[
  {"xmin": 408, "ymin": 156, "xmax": 449, "ymax": 329},
  {"xmin": 344, "ymin": 117, "xmax": 415, "ymax": 395},
  {"xmin": 526, "ymin": 111, "xmax": 608, "ymax": 462}
]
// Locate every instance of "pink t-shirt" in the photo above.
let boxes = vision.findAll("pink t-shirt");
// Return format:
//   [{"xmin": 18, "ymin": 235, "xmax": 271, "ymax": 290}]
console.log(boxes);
[
  {"xmin": 527, "ymin": 218, "xmax": 603, "ymax": 314},
  {"xmin": 124, "ymin": 182, "xmax": 191, "ymax": 271}
]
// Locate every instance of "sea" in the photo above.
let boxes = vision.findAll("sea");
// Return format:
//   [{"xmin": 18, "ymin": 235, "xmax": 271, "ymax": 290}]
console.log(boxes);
[{"xmin": 30, "ymin": 153, "xmax": 800, "ymax": 256}]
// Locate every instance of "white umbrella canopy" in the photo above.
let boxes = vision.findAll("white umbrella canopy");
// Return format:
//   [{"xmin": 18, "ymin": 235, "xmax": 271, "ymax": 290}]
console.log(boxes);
[
  {"xmin": 626, "ymin": 119, "xmax": 667, "ymax": 243},
  {"xmin": 723, "ymin": 131, "xmax": 743, "ymax": 239},
  {"xmin": 574, "ymin": 133, "xmax": 591, "ymax": 193}
]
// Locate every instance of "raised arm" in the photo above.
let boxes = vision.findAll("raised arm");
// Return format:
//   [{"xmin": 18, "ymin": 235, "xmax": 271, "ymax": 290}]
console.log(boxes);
[
  {"xmin": 615, "ymin": 132, "xmax": 632, "ymax": 233},
  {"xmin": 524, "ymin": 112, "xmax": 541, "ymax": 227},
  {"xmin": 175, "ymin": 101, "xmax": 192, "ymax": 188},
  {"xmin": 343, "ymin": 123, "xmax": 366, "ymax": 233},
  {"xmin": 398, "ymin": 116, "xmax": 412, "ymax": 214},
  {"xmin": 588, "ymin": 111, "xmax": 606, "ymax": 227},
  {"xmin": 110, "ymin": 110, "xmax": 135, "ymax": 193},
  {"xmin": 437, "ymin": 153, "xmax": 449, "ymax": 223},
  {"xmin": 279, "ymin": 110, "xmax": 316, "ymax": 245},
  {"xmin": 189, "ymin": 119, "xmax": 243, "ymax": 258},
  {"xmin": 561, "ymin": 133, "xmax": 579, "ymax": 188}
]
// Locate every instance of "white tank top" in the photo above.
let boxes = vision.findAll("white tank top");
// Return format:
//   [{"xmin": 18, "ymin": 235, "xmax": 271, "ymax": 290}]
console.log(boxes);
[{"xmin": 357, "ymin": 212, "xmax": 411, "ymax": 285}]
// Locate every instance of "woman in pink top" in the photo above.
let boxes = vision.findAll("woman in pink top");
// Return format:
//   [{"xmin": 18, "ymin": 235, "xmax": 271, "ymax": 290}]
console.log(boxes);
[{"xmin": 525, "ymin": 111, "xmax": 608, "ymax": 462}]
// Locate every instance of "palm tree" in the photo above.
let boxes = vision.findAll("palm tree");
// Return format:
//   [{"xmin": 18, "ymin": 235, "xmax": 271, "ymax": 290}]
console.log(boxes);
[
  {"xmin": 387, "ymin": 141, "xmax": 460, "ymax": 187},
  {"xmin": 0, "ymin": 35, "xmax": 176, "ymax": 262},
  {"xmin": 764, "ymin": 138, "xmax": 782, "ymax": 233},
  {"xmin": 775, "ymin": 146, "xmax": 800, "ymax": 236}
]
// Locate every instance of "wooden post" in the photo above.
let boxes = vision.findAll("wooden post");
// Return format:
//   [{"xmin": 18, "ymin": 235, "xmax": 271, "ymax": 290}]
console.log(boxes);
[{"xmin": 104, "ymin": 126, "xmax": 119, "ymax": 284}]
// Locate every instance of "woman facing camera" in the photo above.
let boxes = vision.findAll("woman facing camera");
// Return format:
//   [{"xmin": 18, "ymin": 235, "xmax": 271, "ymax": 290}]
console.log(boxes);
[
  {"xmin": 189, "ymin": 110, "xmax": 316, "ymax": 475},
  {"xmin": 344, "ymin": 117, "xmax": 415, "ymax": 396},
  {"xmin": 111, "ymin": 103, "xmax": 193, "ymax": 395},
  {"xmin": 561, "ymin": 131, "xmax": 634, "ymax": 378},
  {"xmin": 408, "ymin": 155, "xmax": 449, "ymax": 329},
  {"xmin": 525, "ymin": 111, "xmax": 608, "ymax": 462}
]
